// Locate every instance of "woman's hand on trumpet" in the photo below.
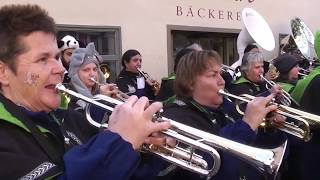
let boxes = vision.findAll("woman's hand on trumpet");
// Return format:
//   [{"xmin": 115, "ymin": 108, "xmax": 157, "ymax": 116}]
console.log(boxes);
[
  {"xmin": 144, "ymin": 132, "xmax": 177, "ymax": 147},
  {"xmin": 108, "ymin": 96, "xmax": 171, "ymax": 150},
  {"xmin": 243, "ymin": 94, "xmax": 278, "ymax": 131},
  {"xmin": 269, "ymin": 84, "xmax": 282, "ymax": 95},
  {"xmin": 271, "ymin": 114, "xmax": 287, "ymax": 124},
  {"xmin": 100, "ymin": 83, "xmax": 119, "ymax": 97}
]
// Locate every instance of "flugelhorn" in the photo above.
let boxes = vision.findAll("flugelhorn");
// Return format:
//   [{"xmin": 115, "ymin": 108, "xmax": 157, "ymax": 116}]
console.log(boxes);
[
  {"xmin": 56, "ymin": 83, "xmax": 287, "ymax": 180},
  {"xmin": 218, "ymin": 89, "xmax": 320, "ymax": 141}
]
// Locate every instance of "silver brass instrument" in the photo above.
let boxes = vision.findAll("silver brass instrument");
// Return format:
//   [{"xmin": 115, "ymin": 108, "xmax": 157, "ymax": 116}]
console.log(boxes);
[
  {"xmin": 219, "ymin": 89, "xmax": 320, "ymax": 141},
  {"xmin": 280, "ymin": 17, "xmax": 316, "ymax": 66},
  {"xmin": 260, "ymin": 75, "xmax": 293, "ymax": 106},
  {"xmin": 231, "ymin": 8, "xmax": 275, "ymax": 77},
  {"xmin": 56, "ymin": 83, "xmax": 287, "ymax": 179},
  {"xmin": 221, "ymin": 64, "xmax": 236, "ymax": 72}
]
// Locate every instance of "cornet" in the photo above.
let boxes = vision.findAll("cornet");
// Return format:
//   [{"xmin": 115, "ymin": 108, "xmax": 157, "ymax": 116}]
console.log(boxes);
[
  {"xmin": 218, "ymin": 89, "xmax": 320, "ymax": 141},
  {"xmin": 56, "ymin": 83, "xmax": 287, "ymax": 180}
]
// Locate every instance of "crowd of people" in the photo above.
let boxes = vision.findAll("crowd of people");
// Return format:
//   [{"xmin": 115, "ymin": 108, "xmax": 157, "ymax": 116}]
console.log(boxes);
[{"xmin": 1, "ymin": 3, "xmax": 320, "ymax": 180}]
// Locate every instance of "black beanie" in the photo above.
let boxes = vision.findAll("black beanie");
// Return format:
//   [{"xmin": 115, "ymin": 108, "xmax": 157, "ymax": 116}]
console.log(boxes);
[{"xmin": 273, "ymin": 54, "xmax": 299, "ymax": 74}]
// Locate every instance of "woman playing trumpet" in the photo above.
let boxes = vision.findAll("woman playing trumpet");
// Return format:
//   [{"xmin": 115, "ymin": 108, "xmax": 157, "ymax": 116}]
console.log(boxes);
[
  {"xmin": 161, "ymin": 50, "xmax": 284, "ymax": 180},
  {"xmin": 67, "ymin": 43, "xmax": 121, "ymax": 126}
]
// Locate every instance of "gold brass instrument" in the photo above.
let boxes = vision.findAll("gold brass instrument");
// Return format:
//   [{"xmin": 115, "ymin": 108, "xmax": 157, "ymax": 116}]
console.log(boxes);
[
  {"xmin": 137, "ymin": 68, "xmax": 161, "ymax": 96},
  {"xmin": 218, "ymin": 89, "xmax": 320, "ymax": 141},
  {"xmin": 56, "ymin": 83, "xmax": 287, "ymax": 179},
  {"xmin": 100, "ymin": 63, "xmax": 111, "ymax": 79},
  {"xmin": 90, "ymin": 77, "xmax": 129, "ymax": 102},
  {"xmin": 264, "ymin": 63, "xmax": 280, "ymax": 81}
]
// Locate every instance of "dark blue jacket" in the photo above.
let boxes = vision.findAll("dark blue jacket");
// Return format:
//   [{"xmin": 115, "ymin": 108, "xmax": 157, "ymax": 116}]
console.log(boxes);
[
  {"xmin": 0, "ymin": 93, "xmax": 150, "ymax": 180},
  {"xmin": 159, "ymin": 98, "xmax": 268, "ymax": 180},
  {"xmin": 60, "ymin": 131, "xmax": 141, "ymax": 180}
]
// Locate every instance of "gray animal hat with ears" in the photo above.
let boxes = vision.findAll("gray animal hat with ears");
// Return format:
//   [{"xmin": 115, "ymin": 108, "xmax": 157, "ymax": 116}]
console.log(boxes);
[{"xmin": 68, "ymin": 42, "xmax": 105, "ymax": 98}]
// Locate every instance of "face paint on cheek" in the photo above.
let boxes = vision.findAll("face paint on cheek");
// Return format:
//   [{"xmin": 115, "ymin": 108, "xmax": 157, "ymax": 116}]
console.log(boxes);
[{"xmin": 24, "ymin": 72, "xmax": 40, "ymax": 86}]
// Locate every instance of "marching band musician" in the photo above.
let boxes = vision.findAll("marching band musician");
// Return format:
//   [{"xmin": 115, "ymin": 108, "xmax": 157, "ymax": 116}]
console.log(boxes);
[
  {"xmin": 0, "ymin": 4, "xmax": 171, "ymax": 179},
  {"xmin": 57, "ymin": 35, "xmax": 80, "ymax": 83},
  {"xmin": 290, "ymin": 50, "xmax": 320, "ymax": 113},
  {"xmin": 229, "ymin": 51, "xmax": 267, "ymax": 96},
  {"xmin": 156, "ymin": 43, "xmax": 203, "ymax": 104},
  {"xmin": 271, "ymin": 53, "xmax": 300, "ymax": 99},
  {"xmin": 160, "ymin": 50, "xmax": 282, "ymax": 180},
  {"xmin": 282, "ymin": 33, "xmax": 320, "ymax": 180},
  {"xmin": 156, "ymin": 46, "xmax": 196, "ymax": 104},
  {"xmin": 116, "ymin": 49, "xmax": 157, "ymax": 100},
  {"xmin": 66, "ymin": 42, "xmax": 119, "ymax": 126},
  {"xmin": 222, "ymin": 51, "xmax": 289, "ymax": 178}
]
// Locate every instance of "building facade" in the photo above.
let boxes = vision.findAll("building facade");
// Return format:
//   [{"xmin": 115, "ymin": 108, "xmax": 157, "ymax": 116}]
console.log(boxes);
[{"xmin": 1, "ymin": 0, "xmax": 319, "ymax": 81}]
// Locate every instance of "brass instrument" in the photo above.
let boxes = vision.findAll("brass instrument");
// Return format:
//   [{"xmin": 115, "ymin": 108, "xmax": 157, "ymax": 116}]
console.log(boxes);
[
  {"xmin": 137, "ymin": 68, "xmax": 160, "ymax": 96},
  {"xmin": 100, "ymin": 63, "xmax": 111, "ymax": 79},
  {"xmin": 56, "ymin": 83, "xmax": 287, "ymax": 179},
  {"xmin": 218, "ymin": 89, "xmax": 320, "ymax": 141},
  {"xmin": 260, "ymin": 75, "xmax": 294, "ymax": 106},
  {"xmin": 221, "ymin": 64, "xmax": 242, "ymax": 80},
  {"xmin": 230, "ymin": 8, "xmax": 275, "ymax": 77},
  {"xmin": 221, "ymin": 64, "xmax": 236, "ymax": 72},
  {"xmin": 264, "ymin": 63, "xmax": 280, "ymax": 81},
  {"xmin": 90, "ymin": 78, "xmax": 129, "ymax": 102},
  {"xmin": 280, "ymin": 17, "xmax": 316, "ymax": 70}
]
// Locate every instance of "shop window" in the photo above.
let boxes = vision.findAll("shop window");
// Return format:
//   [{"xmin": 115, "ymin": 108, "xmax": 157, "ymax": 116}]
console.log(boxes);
[
  {"xmin": 169, "ymin": 28, "xmax": 238, "ymax": 74},
  {"xmin": 57, "ymin": 25, "xmax": 121, "ymax": 82}
]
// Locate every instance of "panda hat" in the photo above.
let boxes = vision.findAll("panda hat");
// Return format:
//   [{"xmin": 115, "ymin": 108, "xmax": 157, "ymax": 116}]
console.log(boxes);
[{"xmin": 58, "ymin": 35, "xmax": 79, "ymax": 51}]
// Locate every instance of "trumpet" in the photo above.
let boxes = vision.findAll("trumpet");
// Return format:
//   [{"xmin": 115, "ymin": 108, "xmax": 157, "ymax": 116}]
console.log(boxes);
[
  {"xmin": 218, "ymin": 89, "xmax": 320, "ymax": 141},
  {"xmin": 56, "ymin": 83, "xmax": 287, "ymax": 180},
  {"xmin": 137, "ymin": 68, "xmax": 161, "ymax": 96},
  {"xmin": 90, "ymin": 78, "xmax": 129, "ymax": 102}
]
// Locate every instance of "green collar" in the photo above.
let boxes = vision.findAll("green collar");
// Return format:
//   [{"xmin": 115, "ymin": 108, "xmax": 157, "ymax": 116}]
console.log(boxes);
[
  {"xmin": 162, "ymin": 73, "xmax": 176, "ymax": 81},
  {"xmin": 0, "ymin": 102, "xmax": 50, "ymax": 133},
  {"xmin": 291, "ymin": 67, "xmax": 320, "ymax": 103}
]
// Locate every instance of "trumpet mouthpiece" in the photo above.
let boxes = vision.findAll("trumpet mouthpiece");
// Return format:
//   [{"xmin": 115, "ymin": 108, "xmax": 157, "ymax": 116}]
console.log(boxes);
[
  {"xmin": 90, "ymin": 77, "xmax": 97, "ymax": 82},
  {"xmin": 55, "ymin": 83, "xmax": 66, "ymax": 91},
  {"xmin": 218, "ymin": 89, "xmax": 225, "ymax": 95}
]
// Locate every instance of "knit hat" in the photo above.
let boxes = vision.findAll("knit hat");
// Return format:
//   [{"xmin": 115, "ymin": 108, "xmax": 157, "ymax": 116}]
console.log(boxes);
[
  {"xmin": 58, "ymin": 35, "xmax": 79, "ymax": 51},
  {"xmin": 68, "ymin": 42, "xmax": 105, "ymax": 98},
  {"xmin": 273, "ymin": 53, "xmax": 299, "ymax": 74}
]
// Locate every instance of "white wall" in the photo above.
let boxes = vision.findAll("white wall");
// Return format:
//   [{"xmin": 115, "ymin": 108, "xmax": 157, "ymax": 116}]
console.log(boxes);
[{"xmin": 1, "ymin": 0, "xmax": 319, "ymax": 80}]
